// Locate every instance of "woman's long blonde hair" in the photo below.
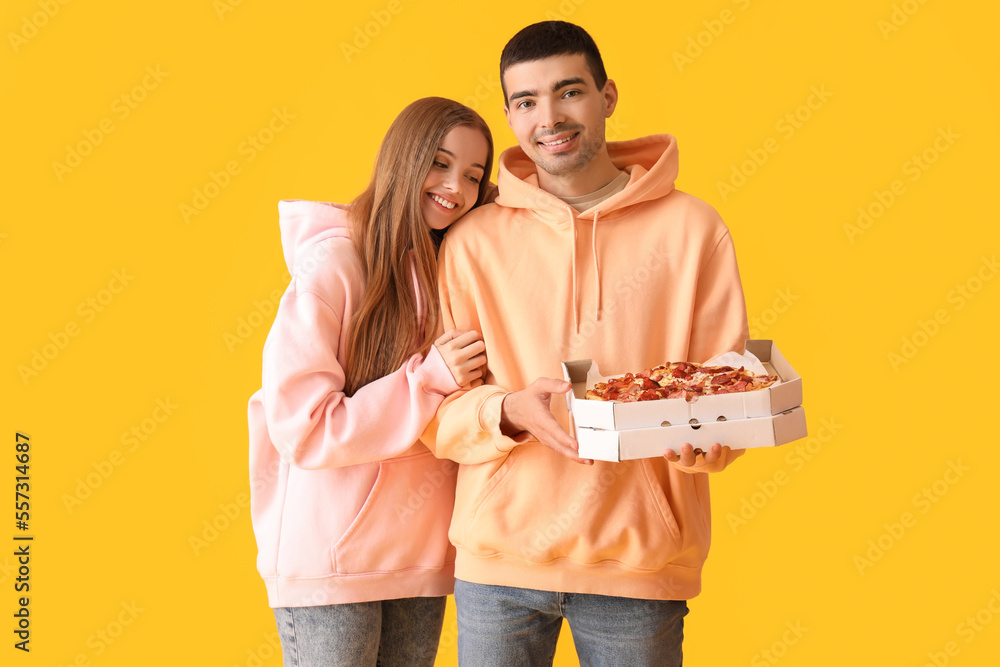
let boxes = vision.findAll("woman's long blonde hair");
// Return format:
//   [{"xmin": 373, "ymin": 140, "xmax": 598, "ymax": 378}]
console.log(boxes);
[{"xmin": 344, "ymin": 97, "xmax": 494, "ymax": 396}]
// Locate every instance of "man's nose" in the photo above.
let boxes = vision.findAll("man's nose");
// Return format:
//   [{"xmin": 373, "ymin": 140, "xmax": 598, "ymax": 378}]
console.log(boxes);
[{"xmin": 538, "ymin": 99, "xmax": 565, "ymax": 131}]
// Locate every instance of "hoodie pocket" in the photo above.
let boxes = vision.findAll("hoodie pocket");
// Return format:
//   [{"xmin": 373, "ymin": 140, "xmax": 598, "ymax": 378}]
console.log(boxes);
[
  {"xmin": 639, "ymin": 459, "xmax": 683, "ymax": 542},
  {"xmin": 332, "ymin": 451, "xmax": 456, "ymax": 575},
  {"xmin": 462, "ymin": 451, "xmax": 686, "ymax": 571}
]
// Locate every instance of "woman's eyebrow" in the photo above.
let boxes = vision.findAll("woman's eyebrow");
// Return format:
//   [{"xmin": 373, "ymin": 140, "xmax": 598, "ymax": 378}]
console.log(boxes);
[{"xmin": 437, "ymin": 147, "xmax": 485, "ymax": 172}]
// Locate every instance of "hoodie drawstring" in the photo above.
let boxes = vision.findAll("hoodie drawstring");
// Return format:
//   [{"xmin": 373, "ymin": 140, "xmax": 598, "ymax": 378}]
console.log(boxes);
[
  {"xmin": 592, "ymin": 210, "xmax": 602, "ymax": 323},
  {"xmin": 569, "ymin": 207, "xmax": 603, "ymax": 335},
  {"xmin": 569, "ymin": 208, "xmax": 579, "ymax": 334}
]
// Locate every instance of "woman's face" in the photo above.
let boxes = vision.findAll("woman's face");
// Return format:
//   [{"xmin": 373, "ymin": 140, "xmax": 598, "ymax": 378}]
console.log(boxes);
[{"xmin": 421, "ymin": 125, "xmax": 489, "ymax": 231}]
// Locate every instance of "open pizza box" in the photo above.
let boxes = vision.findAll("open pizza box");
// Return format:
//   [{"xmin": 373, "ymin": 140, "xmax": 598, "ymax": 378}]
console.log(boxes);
[{"xmin": 561, "ymin": 340, "xmax": 807, "ymax": 462}]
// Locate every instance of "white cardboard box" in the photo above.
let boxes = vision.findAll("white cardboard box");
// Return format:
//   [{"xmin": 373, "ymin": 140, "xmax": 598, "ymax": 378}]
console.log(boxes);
[
  {"xmin": 575, "ymin": 406, "xmax": 808, "ymax": 462},
  {"xmin": 562, "ymin": 340, "xmax": 807, "ymax": 462}
]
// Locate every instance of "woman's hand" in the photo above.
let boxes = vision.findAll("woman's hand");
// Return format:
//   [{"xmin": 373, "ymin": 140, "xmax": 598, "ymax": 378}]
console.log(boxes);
[{"xmin": 435, "ymin": 330, "xmax": 487, "ymax": 387}]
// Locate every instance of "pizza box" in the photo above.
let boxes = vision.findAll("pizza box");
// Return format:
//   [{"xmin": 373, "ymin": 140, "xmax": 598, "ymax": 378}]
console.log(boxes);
[
  {"xmin": 576, "ymin": 406, "xmax": 808, "ymax": 462},
  {"xmin": 561, "ymin": 340, "xmax": 802, "ymax": 432}
]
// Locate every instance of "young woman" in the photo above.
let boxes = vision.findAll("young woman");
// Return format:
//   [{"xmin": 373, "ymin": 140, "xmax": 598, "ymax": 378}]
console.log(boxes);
[{"xmin": 247, "ymin": 97, "xmax": 494, "ymax": 666}]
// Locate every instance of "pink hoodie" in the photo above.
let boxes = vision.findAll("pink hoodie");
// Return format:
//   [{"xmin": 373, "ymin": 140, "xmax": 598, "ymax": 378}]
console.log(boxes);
[{"xmin": 248, "ymin": 200, "xmax": 460, "ymax": 608}]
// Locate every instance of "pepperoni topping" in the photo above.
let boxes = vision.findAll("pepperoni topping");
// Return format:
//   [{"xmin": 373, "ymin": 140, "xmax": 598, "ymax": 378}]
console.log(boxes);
[
  {"xmin": 586, "ymin": 360, "xmax": 777, "ymax": 401},
  {"xmin": 711, "ymin": 371, "xmax": 737, "ymax": 385}
]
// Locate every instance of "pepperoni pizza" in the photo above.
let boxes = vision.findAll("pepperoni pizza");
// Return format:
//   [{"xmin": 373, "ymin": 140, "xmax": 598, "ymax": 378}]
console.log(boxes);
[{"xmin": 586, "ymin": 361, "xmax": 778, "ymax": 402}]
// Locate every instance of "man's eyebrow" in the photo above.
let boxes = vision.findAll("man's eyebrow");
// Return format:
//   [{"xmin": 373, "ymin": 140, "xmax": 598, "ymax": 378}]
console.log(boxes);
[
  {"xmin": 552, "ymin": 77, "xmax": 587, "ymax": 91},
  {"xmin": 437, "ymin": 147, "xmax": 486, "ymax": 172},
  {"xmin": 508, "ymin": 77, "xmax": 588, "ymax": 104},
  {"xmin": 508, "ymin": 88, "xmax": 537, "ymax": 103}
]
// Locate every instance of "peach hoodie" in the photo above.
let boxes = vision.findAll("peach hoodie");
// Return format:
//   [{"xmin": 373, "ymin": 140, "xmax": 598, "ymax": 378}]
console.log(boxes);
[
  {"xmin": 422, "ymin": 135, "xmax": 750, "ymax": 600},
  {"xmin": 248, "ymin": 200, "xmax": 459, "ymax": 608}
]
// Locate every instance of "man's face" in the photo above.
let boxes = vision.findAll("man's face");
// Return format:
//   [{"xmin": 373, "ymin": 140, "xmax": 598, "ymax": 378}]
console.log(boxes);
[{"xmin": 503, "ymin": 53, "xmax": 617, "ymax": 178}]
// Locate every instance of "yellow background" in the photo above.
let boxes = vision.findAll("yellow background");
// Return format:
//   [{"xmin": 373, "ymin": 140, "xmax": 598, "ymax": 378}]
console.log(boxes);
[{"xmin": 4, "ymin": 0, "xmax": 999, "ymax": 664}]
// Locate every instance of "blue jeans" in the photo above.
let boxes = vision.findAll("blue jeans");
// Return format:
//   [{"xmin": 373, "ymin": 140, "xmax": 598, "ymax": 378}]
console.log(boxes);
[
  {"xmin": 273, "ymin": 597, "xmax": 446, "ymax": 667},
  {"xmin": 454, "ymin": 580, "xmax": 688, "ymax": 667}
]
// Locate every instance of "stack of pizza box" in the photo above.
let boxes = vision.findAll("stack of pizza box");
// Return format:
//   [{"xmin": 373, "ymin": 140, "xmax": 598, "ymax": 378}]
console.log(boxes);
[{"xmin": 561, "ymin": 339, "xmax": 807, "ymax": 462}]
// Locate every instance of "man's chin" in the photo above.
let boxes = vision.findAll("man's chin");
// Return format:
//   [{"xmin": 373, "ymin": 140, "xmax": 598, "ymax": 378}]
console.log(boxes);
[{"xmin": 533, "ymin": 154, "xmax": 586, "ymax": 177}]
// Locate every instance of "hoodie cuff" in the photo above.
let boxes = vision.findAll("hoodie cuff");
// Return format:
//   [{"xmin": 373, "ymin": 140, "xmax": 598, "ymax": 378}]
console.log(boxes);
[
  {"xmin": 481, "ymin": 393, "xmax": 531, "ymax": 453},
  {"xmin": 419, "ymin": 346, "xmax": 462, "ymax": 396}
]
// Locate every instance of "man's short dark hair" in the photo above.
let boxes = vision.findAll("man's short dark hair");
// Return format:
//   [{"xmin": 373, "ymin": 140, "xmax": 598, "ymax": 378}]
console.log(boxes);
[{"xmin": 500, "ymin": 21, "xmax": 608, "ymax": 106}]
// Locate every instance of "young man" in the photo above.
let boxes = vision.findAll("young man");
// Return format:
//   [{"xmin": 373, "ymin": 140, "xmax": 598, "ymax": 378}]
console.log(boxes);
[{"xmin": 422, "ymin": 21, "xmax": 750, "ymax": 666}]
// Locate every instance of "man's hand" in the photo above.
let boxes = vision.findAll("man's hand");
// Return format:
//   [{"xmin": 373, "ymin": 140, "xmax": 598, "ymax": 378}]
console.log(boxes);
[
  {"xmin": 664, "ymin": 442, "xmax": 729, "ymax": 467},
  {"xmin": 500, "ymin": 377, "xmax": 592, "ymax": 464}
]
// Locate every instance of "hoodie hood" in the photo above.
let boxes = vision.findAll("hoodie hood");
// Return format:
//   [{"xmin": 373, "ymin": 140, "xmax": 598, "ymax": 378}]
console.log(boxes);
[
  {"xmin": 277, "ymin": 199, "xmax": 351, "ymax": 275},
  {"xmin": 275, "ymin": 199, "xmax": 430, "ymax": 337},
  {"xmin": 494, "ymin": 133, "xmax": 679, "ymax": 224},
  {"xmin": 493, "ymin": 134, "xmax": 681, "ymax": 332}
]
